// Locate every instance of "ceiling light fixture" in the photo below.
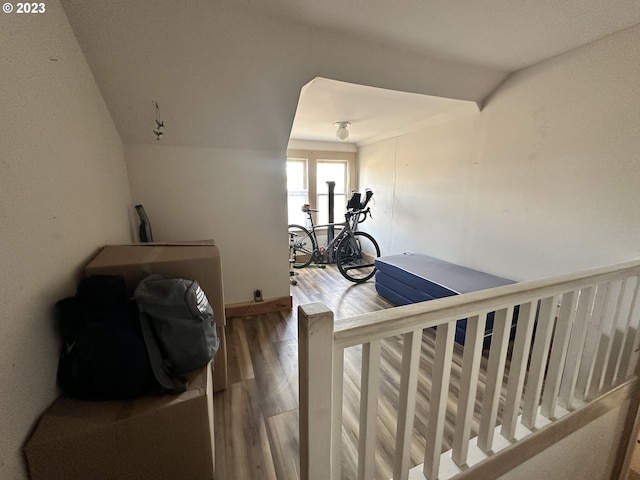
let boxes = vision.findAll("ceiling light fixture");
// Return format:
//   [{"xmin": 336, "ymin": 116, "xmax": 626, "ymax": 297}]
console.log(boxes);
[{"xmin": 335, "ymin": 121, "xmax": 351, "ymax": 142}]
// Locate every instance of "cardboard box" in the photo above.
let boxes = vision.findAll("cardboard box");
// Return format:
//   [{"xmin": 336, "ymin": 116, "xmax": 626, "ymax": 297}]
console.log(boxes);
[
  {"xmin": 84, "ymin": 242, "xmax": 227, "ymax": 391},
  {"xmin": 25, "ymin": 366, "xmax": 215, "ymax": 480},
  {"xmin": 85, "ymin": 242, "xmax": 225, "ymax": 327}
]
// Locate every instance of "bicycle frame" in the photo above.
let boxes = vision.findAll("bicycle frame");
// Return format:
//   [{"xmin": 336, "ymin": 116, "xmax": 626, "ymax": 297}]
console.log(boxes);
[{"xmin": 302, "ymin": 209, "xmax": 361, "ymax": 263}]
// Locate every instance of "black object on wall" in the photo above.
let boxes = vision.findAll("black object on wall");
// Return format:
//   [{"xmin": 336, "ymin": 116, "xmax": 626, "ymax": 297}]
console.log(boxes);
[{"xmin": 135, "ymin": 205, "xmax": 153, "ymax": 243}]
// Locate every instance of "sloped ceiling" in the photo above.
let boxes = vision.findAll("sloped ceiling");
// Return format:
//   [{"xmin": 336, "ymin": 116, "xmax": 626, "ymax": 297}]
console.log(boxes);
[{"xmin": 60, "ymin": 0, "xmax": 640, "ymax": 150}]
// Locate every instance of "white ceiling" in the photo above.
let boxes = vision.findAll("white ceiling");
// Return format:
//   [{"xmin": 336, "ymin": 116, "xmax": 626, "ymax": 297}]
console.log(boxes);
[
  {"xmin": 289, "ymin": 78, "xmax": 478, "ymax": 145},
  {"xmin": 238, "ymin": 0, "xmax": 640, "ymax": 71},
  {"xmin": 60, "ymin": 0, "xmax": 640, "ymax": 149}
]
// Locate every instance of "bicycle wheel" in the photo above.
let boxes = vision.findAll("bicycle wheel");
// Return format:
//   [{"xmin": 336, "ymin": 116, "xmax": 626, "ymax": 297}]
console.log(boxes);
[
  {"xmin": 288, "ymin": 224, "xmax": 316, "ymax": 268},
  {"xmin": 336, "ymin": 231, "xmax": 380, "ymax": 283}
]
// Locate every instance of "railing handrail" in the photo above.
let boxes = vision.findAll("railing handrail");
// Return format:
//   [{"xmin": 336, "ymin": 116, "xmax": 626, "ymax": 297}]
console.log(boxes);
[{"xmin": 334, "ymin": 259, "xmax": 640, "ymax": 348}]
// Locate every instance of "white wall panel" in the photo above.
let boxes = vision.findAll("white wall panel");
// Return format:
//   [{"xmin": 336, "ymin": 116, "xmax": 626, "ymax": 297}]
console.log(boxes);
[{"xmin": 360, "ymin": 24, "xmax": 640, "ymax": 281}]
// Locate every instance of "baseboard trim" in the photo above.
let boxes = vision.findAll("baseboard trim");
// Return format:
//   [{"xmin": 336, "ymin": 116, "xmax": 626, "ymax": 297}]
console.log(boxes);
[{"xmin": 225, "ymin": 295, "xmax": 293, "ymax": 318}]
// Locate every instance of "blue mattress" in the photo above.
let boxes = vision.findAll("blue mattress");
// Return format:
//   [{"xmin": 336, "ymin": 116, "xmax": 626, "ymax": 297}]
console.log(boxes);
[{"xmin": 374, "ymin": 253, "xmax": 515, "ymax": 347}]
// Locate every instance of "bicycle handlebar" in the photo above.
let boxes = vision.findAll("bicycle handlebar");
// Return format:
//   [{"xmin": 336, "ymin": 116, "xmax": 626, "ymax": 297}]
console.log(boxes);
[
  {"xmin": 300, "ymin": 189, "xmax": 374, "ymax": 221},
  {"xmin": 346, "ymin": 207, "xmax": 372, "ymax": 223}
]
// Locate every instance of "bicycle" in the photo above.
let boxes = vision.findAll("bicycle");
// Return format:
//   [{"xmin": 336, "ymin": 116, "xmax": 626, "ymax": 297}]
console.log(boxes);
[{"xmin": 288, "ymin": 189, "xmax": 381, "ymax": 283}]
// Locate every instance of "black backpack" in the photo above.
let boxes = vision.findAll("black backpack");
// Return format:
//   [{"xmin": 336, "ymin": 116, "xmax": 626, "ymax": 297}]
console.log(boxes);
[
  {"xmin": 55, "ymin": 275, "xmax": 156, "ymax": 400},
  {"xmin": 56, "ymin": 274, "xmax": 219, "ymax": 399}
]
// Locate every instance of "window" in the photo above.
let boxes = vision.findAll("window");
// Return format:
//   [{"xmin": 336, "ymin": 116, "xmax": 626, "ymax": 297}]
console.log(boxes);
[
  {"xmin": 286, "ymin": 149, "xmax": 356, "ymax": 227},
  {"xmin": 286, "ymin": 158, "xmax": 308, "ymax": 226},
  {"xmin": 316, "ymin": 160, "xmax": 347, "ymax": 225}
]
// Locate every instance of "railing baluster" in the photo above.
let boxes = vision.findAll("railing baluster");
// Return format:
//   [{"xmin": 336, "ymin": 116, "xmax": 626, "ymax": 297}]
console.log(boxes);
[
  {"xmin": 358, "ymin": 340, "xmax": 381, "ymax": 480},
  {"xmin": 621, "ymin": 278, "xmax": 640, "ymax": 380},
  {"xmin": 601, "ymin": 279, "xmax": 630, "ymax": 390},
  {"xmin": 393, "ymin": 329, "xmax": 423, "ymax": 480},
  {"xmin": 501, "ymin": 302, "xmax": 537, "ymax": 440},
  {"xmin": 541, "ymin": 290, "xmax": 578, "ymax": 419},
  {"xmin": 575, "ymin": 283, "xmax": 608, "ymax": 401},
  {"xmin": 522, "ymin": 296, "xmax": 559, "ymax": 429},
  {"xmin": 452, "ymin": 313, "xmax": 487, "ymax": 465},
  {"xmin": 298, "ymin": 303, "xmax": 335, "ymax": 480},
  {"xmin": 558, "ymin": 286, "xmax": 596, "ymax": 409},
  {"xmin": 588, "ymin": 281, "xmax": 620, "ymax": 399},
  {"xmin": 423, "ymin": 321, "xmax": 455, "ymax": 480},
  {"xmin": 478, "ymin": 306, "xmax": 513, "ymax": 452},
  {"xmin": 608, "ymin": 278, "xmax": 637, "ymax": 385}
]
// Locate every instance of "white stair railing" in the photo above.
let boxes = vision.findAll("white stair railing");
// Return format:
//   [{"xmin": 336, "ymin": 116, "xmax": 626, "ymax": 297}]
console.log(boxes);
[{"xmin": 299, "ymin": 260, "xmax": 640, "ymax": 480}]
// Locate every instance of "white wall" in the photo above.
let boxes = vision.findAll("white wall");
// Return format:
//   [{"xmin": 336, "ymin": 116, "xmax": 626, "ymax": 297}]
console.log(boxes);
[
  {"xmin": 288, "ymin": 139, "xmax": 358, "ymax": 154},
  {"xmin": 0, "ymin": 3, "xmax": 132, "ymax": 478},
  {"xmin": 360, "ymin": 24, "xmax": 640, "ymax": 282},
  {"xmin": 125, "ymin": 144, "xmax": 290, "ymax": 304}
]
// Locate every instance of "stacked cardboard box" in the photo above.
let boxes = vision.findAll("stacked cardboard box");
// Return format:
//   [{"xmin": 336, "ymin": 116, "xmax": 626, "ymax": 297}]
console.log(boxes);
[
  {"xmin": 25, "ymin": 242, "xmax": 227, "ymax": 479},
  {"xmin": 25, "ymin": 365, "xmax": 214, "ymax": 480}
]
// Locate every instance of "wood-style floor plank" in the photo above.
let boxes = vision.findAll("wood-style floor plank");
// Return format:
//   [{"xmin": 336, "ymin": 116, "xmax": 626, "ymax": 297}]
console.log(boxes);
[
  {"xmin": 214, "ymin": 264, "xmax": 509, "ymax": 480},
  {"xmin": 214, "ymin": 379, "xmax": 278, "ymax": 479},
  {"xmin": 215, "ymin": 265, "xmax": 393, "ymax": 479},
  {"xmin": 242, "ymin": 315, "xmax": 298, "ymax": 418},
  {"xmin": 265, "ymin": 409, "xmax": 300, "ymax": 480},
  {"xmin": 226, "ymin": 314, "xmax": 255, "ymax": 383}
]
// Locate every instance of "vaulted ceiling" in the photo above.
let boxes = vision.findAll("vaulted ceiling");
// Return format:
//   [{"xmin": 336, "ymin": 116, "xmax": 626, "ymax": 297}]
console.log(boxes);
[{"xmin": 60, "ymin": 0, "xmax": 640, "ymax": 149}]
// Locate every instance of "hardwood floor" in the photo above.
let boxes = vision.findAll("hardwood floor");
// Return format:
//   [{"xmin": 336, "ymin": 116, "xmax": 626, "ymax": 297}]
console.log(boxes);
[
  {"xmin": 213, "ymin": 265, "xmax": 394, "ymax": 480},
  {"xmin": 213, "ymin": 265, "xmax": 502, "ymax": 480}
]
